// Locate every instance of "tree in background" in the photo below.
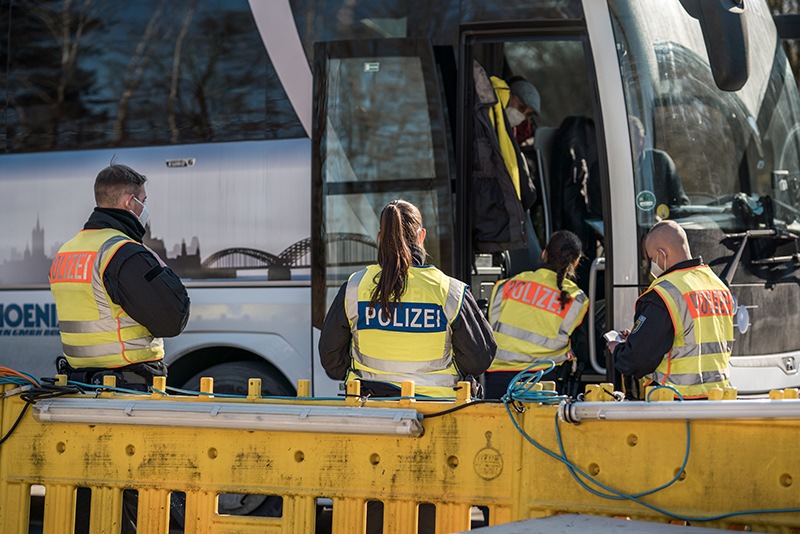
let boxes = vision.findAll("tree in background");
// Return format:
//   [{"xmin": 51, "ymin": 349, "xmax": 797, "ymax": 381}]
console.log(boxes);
[{"xmin": 768, "ymin": 0, "xmax": 800, "ymax": 83}]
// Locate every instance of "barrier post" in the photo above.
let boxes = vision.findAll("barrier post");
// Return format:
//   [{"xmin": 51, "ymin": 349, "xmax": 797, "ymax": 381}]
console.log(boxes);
[
  {"xmin": 42, "ymin": 484, "xmax": 77, "ymax": 534},
  {"xmin": 89, "ymin": 486, "xmax": 123, "ymax": 534},
  {"xmin": 248, "ymin": 378, "xmax": 263, "ymax": 400},
  {"xmin": 137, "ymin": 488, "xmax": 170, "ymax": 533},
  {"xmin": 0, "ymin": 385, "xmax": 31, "ymax": 534}
]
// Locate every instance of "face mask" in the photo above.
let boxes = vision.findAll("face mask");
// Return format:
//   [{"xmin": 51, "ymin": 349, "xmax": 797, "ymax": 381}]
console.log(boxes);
[
  {"xmin": 130, "ymin": 196, "xmax": 150, "ymax": 228},
  {"xmin": 505, "ymin": 106, "xmax": 526, "ymax": 128},
  {"xmin": 650, "ymin": 249, "xmax": 666, "ymax": 278}
]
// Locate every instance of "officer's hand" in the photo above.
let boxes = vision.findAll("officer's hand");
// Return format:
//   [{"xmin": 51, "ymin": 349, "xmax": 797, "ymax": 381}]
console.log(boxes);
[
  {"xmin": 620, "ymin": 329, "xmax": 631, "ymax": 340},
  {"xmin": 606, "ymin": 340, "xmax": 621, "ymax": 353}
]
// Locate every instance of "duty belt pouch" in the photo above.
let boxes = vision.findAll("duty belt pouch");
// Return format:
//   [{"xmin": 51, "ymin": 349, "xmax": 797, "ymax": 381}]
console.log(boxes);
[{"xmin": 55, "ymin": 356, "xmax": 165, "ymax": 392}]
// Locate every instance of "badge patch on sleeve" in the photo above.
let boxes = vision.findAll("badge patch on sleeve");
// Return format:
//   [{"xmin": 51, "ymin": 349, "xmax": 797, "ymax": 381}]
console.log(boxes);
[{"xmin": 631, "ymin": 315, "xmax": 646, "ymax": 334}]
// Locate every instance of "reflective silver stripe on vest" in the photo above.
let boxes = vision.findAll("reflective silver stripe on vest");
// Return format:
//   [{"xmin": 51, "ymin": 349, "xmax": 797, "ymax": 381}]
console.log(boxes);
[
  {"xmin": 488, "ymin": 280, "xmax": 508, "ymax": 326},
  {"xmin": 494, "ymin": 322, "xmax": 564, "ymax": 351},
  {"xmin": 444, "ymin": 277, "xmax": 466, "ymax": 323},
  {"xmin": 351, "ymin": 369, "xmax": 459, "ymax": 388},
  {"xmin": 669, "ymin": 341, "xmax": 731, "ymax": 360},
  {"xmin": 558, "ymin": 293, "xmax": 587, "ymax": 337},
  {"xmin": 63, "ymin": 336, "xmax": 162, "ymax": 358},
  {"xmin": 59, "ymin": 316, "xmax": 140, "ymax": 333},
  {"xmin": 344, "ymin": 268, "xmax": 462, "ymax": 378},
  {"xmin": 356, "ymin": 350, "xmax": 454, "ymax": 374},
  {"xmin": 653, "ymin": 368, "xmax": 730, "ymax": 386},
  {"xmin": 654, "ymin": 279, "xmax": 696, "ymax": 346},
  {"xmin": 345, "ymin": 269, "xmax": 368, "ymax": 355},
  {"xmin": 92, "ymin": 235, "xmax": 131, "ymax": 322},
  {"xmin": 495, "ymin": 348, "xmax": 570, "ymax": 364}
]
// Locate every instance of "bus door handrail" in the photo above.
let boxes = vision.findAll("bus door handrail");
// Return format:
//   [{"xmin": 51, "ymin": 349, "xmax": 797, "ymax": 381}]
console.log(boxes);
[{"xmin": 588, "ymin": 256, "xmax": 606, "ymax": 375}]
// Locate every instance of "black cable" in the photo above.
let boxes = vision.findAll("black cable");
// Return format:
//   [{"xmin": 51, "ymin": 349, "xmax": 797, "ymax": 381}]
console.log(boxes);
[
  {"xmin": 0, "ymin": 383, "xmax": 82, "ymax": 446},
  {"xmin": 422, "ymin": 398, "xmax": 503, "ymax": 419},
  {"xmin": 0, "ymin": 402, "xmax": 29, "ymax": 446}
]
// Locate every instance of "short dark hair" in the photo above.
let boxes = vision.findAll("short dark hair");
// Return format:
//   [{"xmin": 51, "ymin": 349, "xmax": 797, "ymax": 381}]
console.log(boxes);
[{"xmin": 94, "ymin": 164, "xmax": 147, "ymax": 206}]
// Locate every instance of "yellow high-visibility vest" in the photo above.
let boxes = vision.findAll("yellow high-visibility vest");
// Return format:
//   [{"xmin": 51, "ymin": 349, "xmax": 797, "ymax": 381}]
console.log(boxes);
[
  {"xmin": 489, "ymin": 76, "xmax": 522, "ymax": 200},
  {"xmin": 644, "ymin": 264, "xmax": 734, "ymax": 398},
  {"xmin": 487, "ymin": 269, "xmax": 588, "ymax": 371},
  {"xmin": 344, "ymin": 264, "xmax": 465, "ymax": 397},
  {"xmin": 49, "ymin": 228, "xmax": 164, "ymax": 368}
]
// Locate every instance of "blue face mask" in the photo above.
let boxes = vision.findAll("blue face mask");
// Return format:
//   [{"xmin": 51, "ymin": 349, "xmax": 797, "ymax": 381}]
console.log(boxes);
[{"xmin": 130, "ymin": 197, "xmax": 150, "ymax": 228}]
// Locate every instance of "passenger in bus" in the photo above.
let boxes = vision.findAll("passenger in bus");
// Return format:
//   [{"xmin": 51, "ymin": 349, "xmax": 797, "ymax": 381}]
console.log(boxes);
[
  {"xmin": 484, "ymin": 230, "xmax": 589, "ymax": 399},
  {"xmin": 49, "ymin": 164, "xmax": 190, "ymax": 391},
  {"xmin": 505, "ymin": 76, "xmax": 542, "ymax": 148},
  {"xmin": 318, "ymin": 199, "xmax": 496, "ymax": 398},
  {"xmin": 628, "ymin": 116, "xmax": 690, "ymax": 208},
  {"xmin": 607, "ymin": 220, "xmax": 734, "ymax": 399},
  {"xmin": 471, "ymin": 61, "xmax": 542, "ymax": 276}
]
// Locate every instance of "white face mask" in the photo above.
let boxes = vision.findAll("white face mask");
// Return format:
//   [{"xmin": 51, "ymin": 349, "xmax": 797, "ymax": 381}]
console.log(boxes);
[
  {"xmin": 130, "ymin": 196, "xmax": 150, "ymax": 228},
  {"xmin": 650, "ymin": 249, "xmax": 666, "ymax": 278},
  {"xmin": 505, "ymin": 106, "xmax": 526, "ymax": 128}
]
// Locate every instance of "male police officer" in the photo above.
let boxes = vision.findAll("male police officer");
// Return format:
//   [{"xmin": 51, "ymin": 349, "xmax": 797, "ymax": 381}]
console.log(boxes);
[
  {"xmin": 50, "ymin": 164, "xmax": 190, "ymax": 390},
  {"xmin": 607, "ymin": 220, "xmax": 734, "ymax": 398}
]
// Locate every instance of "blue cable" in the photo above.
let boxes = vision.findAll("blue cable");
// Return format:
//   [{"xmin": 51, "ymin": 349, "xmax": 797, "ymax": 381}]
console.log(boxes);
[
  {"xmin": 67, "ymin": 380, "xmax": 153, "ymax": 396},
  {"xmin": 503, "ymin": 379, "xmax": 800, "ymax": 522},
  {"xmin": 502, "ymin": 360, "xmax": 567, "ymax": 405}
]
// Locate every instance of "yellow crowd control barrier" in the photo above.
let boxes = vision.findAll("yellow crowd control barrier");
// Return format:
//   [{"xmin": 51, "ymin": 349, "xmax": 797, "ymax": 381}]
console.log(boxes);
[{"xmin": 2, "ymin": 377, "xmax": 800, "ymax": 533}]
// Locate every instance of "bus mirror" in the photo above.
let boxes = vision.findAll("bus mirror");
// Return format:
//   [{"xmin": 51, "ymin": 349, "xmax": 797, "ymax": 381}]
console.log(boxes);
[
  {"xmin": 773, "ymin": 14, "xmax": 800, "ymax": 40},
  {"xmin": 679, "ymin": 0, "xmax": 749, "ymax": 92}
]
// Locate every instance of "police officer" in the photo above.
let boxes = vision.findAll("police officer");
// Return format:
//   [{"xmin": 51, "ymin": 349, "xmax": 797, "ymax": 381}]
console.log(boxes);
[
  {"xmin": 319, "ymin": 199, "xmax": 496, "ymax": 398},
  {"xmin": 608, "ymin": 220, "xmax": 734, "ymax": 399},
  {"xmin": 50, "ymin": 164, "xmax": 190, "ymax": 391},
  {"xmin": 485, "ymin": 230, "xmax": 588, "ymax": 399}
]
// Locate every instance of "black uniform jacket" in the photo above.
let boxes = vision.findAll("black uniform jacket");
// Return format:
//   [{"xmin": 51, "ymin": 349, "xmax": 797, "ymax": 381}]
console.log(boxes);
[
  {"xmin": 318, "ymin": 252, "xmax": 497, "ymax": 396},
  {"xmin": 84, "ymin": 208, "xmax": 190, "ymax": 338},
  {"xmin": 613, "ymin": 258, "xmax": 702, "ymax": 380}
]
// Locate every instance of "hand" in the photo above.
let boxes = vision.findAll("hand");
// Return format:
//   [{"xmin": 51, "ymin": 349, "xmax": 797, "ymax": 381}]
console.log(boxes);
[{"xmin": 606, "ymin": 329, "xmax": 630, "ymax": 353}]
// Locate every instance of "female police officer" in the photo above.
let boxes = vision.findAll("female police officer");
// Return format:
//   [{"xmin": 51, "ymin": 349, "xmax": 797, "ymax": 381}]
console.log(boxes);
[
  {"xmin": 485, "ymin": 230, "xmax": 589, "ymax": 398},
  {"xmin": 318, "ymin": 199, "xmax": 496, "ymax": 398}
]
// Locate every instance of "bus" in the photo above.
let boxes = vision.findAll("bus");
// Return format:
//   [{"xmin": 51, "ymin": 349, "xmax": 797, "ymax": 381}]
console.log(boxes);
[{"xmin": 2, "ymin": 0, "xmax": 800, "ymax": 411}]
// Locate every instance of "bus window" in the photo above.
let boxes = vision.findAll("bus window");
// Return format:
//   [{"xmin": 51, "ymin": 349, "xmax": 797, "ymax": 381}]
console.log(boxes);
[
  {"xmin": 312, "ymin": 39, "xmax": 454, "ymax": 328},
  {"xmin": 466, "ymin": 32, "xmax": 607, "ymax": 378},
  {"xmin": 611, "ymin": 0, "xmax": 800, "ymax": 391},
  {"xmin": 5, "ymin": 0, "xmax": 304, "ymax": 154}
]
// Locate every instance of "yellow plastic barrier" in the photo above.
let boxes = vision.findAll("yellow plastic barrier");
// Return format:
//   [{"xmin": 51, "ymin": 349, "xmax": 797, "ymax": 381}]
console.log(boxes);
[{"xmin": 2, "ymin": 379, "xmax": 800, "ymax": 533}]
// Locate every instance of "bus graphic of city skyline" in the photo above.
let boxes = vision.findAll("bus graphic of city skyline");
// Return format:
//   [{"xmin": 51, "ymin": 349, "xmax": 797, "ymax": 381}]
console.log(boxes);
[{"xmin": 0, "ymin": 217, "xmax": 314, "ymax": 284}]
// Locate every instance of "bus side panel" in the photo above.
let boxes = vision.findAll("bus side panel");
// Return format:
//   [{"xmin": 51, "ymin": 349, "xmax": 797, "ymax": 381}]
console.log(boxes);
[{"xmin": 0, "ymin": 139, "xmax": 314, "ymax": 383}]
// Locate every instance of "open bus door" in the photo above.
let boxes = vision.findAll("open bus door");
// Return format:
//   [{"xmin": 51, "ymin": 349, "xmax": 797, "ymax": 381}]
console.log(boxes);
[
  {"xmin": 458, "ymin": 21, "xmax": 617, "ymax": 387},
  {"xmin": 311, "ymin": 29, "xmax": 620, "ymax": 391}
]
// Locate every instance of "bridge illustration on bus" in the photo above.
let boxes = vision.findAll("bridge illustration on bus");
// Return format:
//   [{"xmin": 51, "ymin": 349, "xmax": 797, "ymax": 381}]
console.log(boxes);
[{"xmin": 0, "ymin": 218, "xmax": 377, "ymax": 284}]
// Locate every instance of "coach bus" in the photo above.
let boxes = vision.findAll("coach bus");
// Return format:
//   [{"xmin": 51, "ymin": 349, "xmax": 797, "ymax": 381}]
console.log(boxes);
[{"xmin": 2, "ymin": 0, "xmax": 799, "ymax": 420}]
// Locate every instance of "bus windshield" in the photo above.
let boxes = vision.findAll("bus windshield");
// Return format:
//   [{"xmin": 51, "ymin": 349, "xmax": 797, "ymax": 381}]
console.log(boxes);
[{"xmin": 611, "ymin": 0, "xmax": 800, "ymax": 282}]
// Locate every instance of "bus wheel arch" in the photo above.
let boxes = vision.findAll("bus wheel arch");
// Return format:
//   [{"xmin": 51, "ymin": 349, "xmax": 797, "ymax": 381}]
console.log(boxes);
[{"xmin": 167, "ymin": 347, "xmax": 296, "ymax": 397}]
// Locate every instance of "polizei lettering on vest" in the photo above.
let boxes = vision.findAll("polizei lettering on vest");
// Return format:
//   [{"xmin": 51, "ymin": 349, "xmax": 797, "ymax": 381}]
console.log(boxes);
[
  {"xmin": 503, "ymin": 280, "xmax": 568, "ymax": 318},
  {"xmin": 49, "ymin": 251, "xmax": 96, "ymax": 283},
  {"xmin": 685, "ymin": 290, "xmax": 733, "ymax": 318},
  {"xmin": 358, "ymin": 302, "xmax": 446, "ymax": 332}
]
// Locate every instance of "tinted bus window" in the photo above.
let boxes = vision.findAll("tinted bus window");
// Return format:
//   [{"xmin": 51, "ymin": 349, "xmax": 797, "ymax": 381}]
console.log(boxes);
[
  {"xmin": 290, "ymin": 0, "xmax": 461, "ymax": 60},
  {"xmin": 4, "ymin": 0, "xmax": 304, "ymax": 154}
]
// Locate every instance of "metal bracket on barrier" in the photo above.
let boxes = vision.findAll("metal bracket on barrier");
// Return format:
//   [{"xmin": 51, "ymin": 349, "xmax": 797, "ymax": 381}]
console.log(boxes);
[{"xmin": 0, "ymin": 385, "xmax": 32, "ymax": 399}]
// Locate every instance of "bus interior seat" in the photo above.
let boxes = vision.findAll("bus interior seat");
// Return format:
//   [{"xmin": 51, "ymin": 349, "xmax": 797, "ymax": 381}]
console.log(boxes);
[{"xmin": 531, "ymin": 126, "xmax": 558, "ymax": 235}]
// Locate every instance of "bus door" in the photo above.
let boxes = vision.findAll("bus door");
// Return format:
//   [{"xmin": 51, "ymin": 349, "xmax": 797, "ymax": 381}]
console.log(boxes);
[
  {"xmin": 310, "ymin": 38, "xmax": 455, "ymax": 332},
  {"xmin": 459, "ymin": 24, "xmax": 614, "ymax": 383}
]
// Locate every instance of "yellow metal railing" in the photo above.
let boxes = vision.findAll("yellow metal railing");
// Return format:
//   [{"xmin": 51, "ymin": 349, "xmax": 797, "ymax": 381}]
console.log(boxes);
[{"xmin": 2, "ymin": 378, "xmax": 800, "ymax": 533}]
